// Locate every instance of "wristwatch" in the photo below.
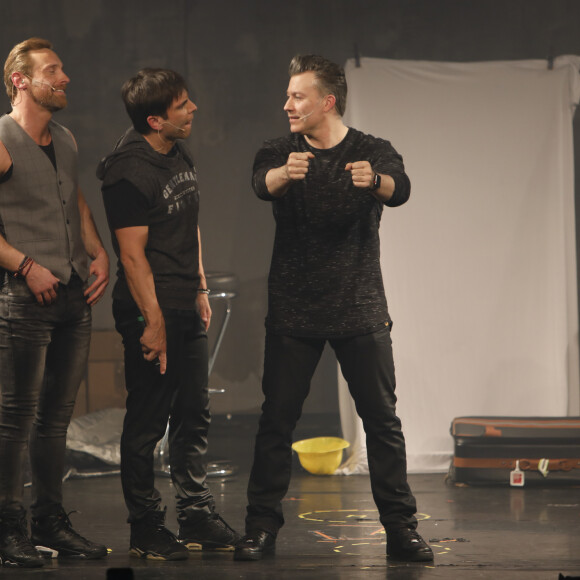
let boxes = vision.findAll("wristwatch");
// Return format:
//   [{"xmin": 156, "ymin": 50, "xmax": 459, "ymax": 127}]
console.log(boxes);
[{"xmin": 370, "ymin": 173, "xmax": 381, "ymax": 191}]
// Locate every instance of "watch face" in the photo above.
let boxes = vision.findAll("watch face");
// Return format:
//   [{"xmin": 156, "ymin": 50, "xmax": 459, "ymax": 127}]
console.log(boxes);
[{"xmin": 372, "ymin": 173, "xmax": 381, "ymax": 190}]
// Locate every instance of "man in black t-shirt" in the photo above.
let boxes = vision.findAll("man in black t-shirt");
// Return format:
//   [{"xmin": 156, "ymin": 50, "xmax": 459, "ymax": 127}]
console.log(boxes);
[
  {"xmin": 234, "ymin": 55, "xmax": 433, "ymax": 564},
  {"xmin": 98, "ymin": 68, "xmax": 239, "ymax": 561}
]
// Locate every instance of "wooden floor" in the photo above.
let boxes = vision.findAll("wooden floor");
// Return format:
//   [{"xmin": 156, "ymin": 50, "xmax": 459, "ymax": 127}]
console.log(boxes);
[{"xmin": 5, "ymin": 414, "xmax": 580, "ymax": 579}]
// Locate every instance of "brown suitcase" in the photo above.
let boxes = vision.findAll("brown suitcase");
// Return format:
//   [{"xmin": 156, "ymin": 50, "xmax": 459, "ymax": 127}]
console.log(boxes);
[{"xmin": 449, "ymin": 416, "xmax": 580, "ymax": 485}]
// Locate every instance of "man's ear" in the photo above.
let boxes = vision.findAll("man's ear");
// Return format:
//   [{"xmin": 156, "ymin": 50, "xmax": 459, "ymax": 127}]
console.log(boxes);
[
  {"xmin": 146, "ymin": 115, "xmax": 163, "ymax": 132},
  {"xmin": 11, "ymin": 72, "xmax": 27, "ymax": 90},
  {"xmin": 323, "ymin": 94, "xmax": 336, "ymax": 112}
]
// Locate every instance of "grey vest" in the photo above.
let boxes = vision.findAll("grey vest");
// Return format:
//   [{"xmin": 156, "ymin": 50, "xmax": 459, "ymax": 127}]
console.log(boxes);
[{"xmin": 0, "ymin": 115, "xmax": 88, "ymax": 283}]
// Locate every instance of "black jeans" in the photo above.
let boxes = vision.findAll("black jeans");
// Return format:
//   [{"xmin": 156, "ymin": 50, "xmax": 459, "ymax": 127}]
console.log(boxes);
[
  {"xmin": 246, "ymin": 326, "xmax": 418, "ymax": 535},
  {"xmin": 0, "ymin": 273, "xmax": 91, "ymax": 517},
  {"xmin": 113, "ymin": 301, "xmax": 213, "ymax": 523}
]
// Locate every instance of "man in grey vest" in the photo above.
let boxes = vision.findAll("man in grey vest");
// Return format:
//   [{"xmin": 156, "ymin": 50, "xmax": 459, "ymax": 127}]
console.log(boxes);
[{"xmin": 0, "ymin": 38, "xmax": 109, "ymax": 568}]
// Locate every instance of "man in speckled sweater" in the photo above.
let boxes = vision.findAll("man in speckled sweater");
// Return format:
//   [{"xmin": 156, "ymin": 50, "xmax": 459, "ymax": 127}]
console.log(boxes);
[{"xmin": 234, "ymin": 54, "xmax": 433, "ymax": 563}]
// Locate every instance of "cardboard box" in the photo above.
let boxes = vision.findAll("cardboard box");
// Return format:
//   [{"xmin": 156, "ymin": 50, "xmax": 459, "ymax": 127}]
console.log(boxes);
[
  {"xmin": 89, "ymin": 330, "xmax": 124, "ymax": 361},
  {"xmin": 73, "ymin": 331, "xmax": 126, "ymax": 417}
]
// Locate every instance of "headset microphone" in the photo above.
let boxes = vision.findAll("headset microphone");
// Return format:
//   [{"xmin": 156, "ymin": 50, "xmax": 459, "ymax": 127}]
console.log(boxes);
[
  {"xmin": 161, "ymin": 120, "xmax": 186, "ymax": 132},
  {"xmin": 31, "ymin": 79, "xmax": 57, "ymax": 92},
  {"xmin": 298, "ymin": 110, "xmax": 314, "ymax": 121}
]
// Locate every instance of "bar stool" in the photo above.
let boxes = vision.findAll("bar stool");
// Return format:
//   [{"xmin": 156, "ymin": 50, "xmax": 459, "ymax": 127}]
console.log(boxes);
[
  {"xmin": 155, "ymin": 272, "xmax": 239, "ymax": 478},
  {"xmin": 205, "ymin": 272, "xmax": 239, "ymax": 375}
]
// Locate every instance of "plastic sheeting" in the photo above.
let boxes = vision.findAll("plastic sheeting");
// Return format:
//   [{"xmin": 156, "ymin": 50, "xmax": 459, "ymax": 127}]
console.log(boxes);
[{"xmin": 64, "ymin": 408, "xmax": 125, "ymax": 478}]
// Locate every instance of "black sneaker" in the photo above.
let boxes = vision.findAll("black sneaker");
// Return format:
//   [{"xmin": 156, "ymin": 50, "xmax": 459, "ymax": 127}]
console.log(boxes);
[
  {"xmin": 178, "ymin": 510, "xmax": 240, "ymax": 551},
  {"xmin": 233, "ymin": 529, "xmax": 276, "ymax": 561},
  {"xmin": 0, "ymin": 508, "xmax": 44, "ymax": 568},
  {"xmin": 386, "ymin": 527, "xmax": 434, "ymax": 562},
  {"xmin": 130, "ymin": 509, "xmax": 188, "ymax": 561},
  {"xmin": 31, "ymin": 508, "xmax": 107, "ymax": 560}
]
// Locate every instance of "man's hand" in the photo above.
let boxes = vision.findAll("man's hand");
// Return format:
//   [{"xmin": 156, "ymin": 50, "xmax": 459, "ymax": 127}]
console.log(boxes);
[
  {"xmin": 25, "ymin": 262, "xmax": 60, "ymax": 305},
  {"xmin": 197, "ymin": 292, "xmax": 212, "ymax": 331},
  {"xmin": 265, "ymin": 152, "xmax": 316, "ymax": 197},
  {"xmin": 140, "ymin": 319, "xmax": 167, "ymax": 375},
  {"xmin": 345, "ymin": 161, "xmax": 374, "ymax": 188},
  {"xmin": 285, "ymin": 151, "xmax": 315, "ymax": 181},
  {"xmin": 84, "ymin": 248, "xmax": 110, "ymax": 306}
]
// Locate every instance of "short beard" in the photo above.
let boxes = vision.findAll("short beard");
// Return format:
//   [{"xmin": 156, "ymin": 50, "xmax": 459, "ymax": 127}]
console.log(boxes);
[{"xmin": 29, "ymin": 86, "xmax": 65, "ymax": 113}]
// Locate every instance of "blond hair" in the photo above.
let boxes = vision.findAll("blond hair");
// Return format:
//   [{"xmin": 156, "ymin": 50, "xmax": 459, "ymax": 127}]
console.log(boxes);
[{"xmin": 4, "ymin": 37, "xmax": 53, "ymax": 102}]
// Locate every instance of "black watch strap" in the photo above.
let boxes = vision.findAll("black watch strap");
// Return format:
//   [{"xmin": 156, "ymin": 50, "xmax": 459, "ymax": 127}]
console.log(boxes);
[{"xmin": 370, "ymin": 173, "xmax": 381, "ymax": 191}]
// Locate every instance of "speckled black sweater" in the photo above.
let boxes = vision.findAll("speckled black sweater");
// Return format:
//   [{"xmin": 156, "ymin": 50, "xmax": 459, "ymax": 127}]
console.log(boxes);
[{"xmin": 252, "ymin": 128, "xmax": 410, "ymax": 338}]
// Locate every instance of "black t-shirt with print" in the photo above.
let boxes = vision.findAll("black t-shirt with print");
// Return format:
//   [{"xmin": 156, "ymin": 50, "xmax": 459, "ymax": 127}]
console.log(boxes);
[{"xmin": 100, "ymin": 136, "xmax": 200, "ymax": 310}]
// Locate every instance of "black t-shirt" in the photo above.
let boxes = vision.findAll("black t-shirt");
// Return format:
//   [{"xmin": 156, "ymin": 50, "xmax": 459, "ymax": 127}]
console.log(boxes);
[
  {"xmin": 102, "ymin": 179, "xmax": 149, "ymax": 229},
  {"xmin": 252, "ymin": 128, "xmax": 411, "ymax": 338},
  {"xmin": 0, "ymin": 164, "xmax": 12, "ymax": 183},
  {"xmin": 100, "ymin": 139, "xmax": 201, "ymax": 310}
]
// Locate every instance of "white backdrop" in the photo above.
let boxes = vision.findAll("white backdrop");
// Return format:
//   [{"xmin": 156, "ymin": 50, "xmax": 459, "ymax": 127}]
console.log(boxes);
[{"xmin": 338, "ymin": 56, "xmax": 580, "ymax": 473}]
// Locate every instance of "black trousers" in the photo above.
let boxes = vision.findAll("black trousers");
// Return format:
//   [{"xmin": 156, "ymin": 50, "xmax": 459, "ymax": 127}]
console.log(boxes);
[
  {"xmin": 0, "ymin": 274, "xmax": 91, "ymax": 517},
  {"xmin": 246, "ymin": 326, "xmax": 418, "ymax": 535},
  {"xmin": 114, "ymin": 301, "xmax": 213, "ymax": 523}
]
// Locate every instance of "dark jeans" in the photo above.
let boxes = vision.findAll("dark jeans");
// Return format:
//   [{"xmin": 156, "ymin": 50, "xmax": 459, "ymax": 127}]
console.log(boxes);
[
  {"xmin": 113, "ymin": 301, "xmax": 213, "ymax": 523},
  {"xmin": 246, "ymin": 326, "xmax": 418, "ymax": 535},
  {"xmin": 0, "ymin": 273, "xmax": 91, "ymax": 517}
]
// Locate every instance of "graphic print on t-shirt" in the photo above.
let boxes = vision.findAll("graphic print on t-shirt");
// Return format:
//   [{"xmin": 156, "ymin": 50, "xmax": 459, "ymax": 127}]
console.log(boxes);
[{"xmin": 162, "ymin": 169, "xmax": 198, "ymax": 215}]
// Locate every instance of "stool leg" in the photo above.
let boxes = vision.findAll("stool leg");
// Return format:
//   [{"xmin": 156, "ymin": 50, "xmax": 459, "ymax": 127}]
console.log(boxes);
[{"xmin": 208, "ymin": 297, "xmax": 232, "ymax": 375}]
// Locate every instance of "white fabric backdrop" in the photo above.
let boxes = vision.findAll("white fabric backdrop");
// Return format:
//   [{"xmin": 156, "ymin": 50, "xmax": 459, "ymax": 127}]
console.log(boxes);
[{"xmin": 337, "ymin": 56, "xmax": 580, "ymax": 474}]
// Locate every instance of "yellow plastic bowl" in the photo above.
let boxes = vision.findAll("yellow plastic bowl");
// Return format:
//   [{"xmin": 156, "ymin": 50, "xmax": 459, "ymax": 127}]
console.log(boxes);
[{"xmin": 291, "ymin": 437, "xmax": 350, "ymax": 475}]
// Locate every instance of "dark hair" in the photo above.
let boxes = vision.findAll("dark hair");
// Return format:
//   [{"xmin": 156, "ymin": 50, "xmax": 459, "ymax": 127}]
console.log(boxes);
[
  {"xmin": 4, "ymin": 37, "xmax": 52, "ymax": 102},
  {"xmin": 121, "ymin": 68, "xmax": 188, "ymax": 134},
  {"xmin": 288, "ymin": 54, "xmax": 347, "ymax": 116}
]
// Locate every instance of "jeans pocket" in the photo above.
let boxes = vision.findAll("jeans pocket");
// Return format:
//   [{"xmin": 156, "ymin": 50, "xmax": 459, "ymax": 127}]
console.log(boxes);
[{"xmin": 0, "ymin": 275, "xmax": 34, "ymax": 300}]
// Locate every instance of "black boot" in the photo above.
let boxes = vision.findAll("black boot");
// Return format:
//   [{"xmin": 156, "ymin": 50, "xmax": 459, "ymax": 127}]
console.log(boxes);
[
  {"xmin": 0, "ymin": 508, "xmax": 44, "ymax": 568},
  {"xmin": 234, "ymin": 529, "xmax": 276, "ymax": 561},
  {"xmin": 31, "ymin": 508, "xmax": 107, "ymax": 559},
  {"xmin": 386, "ymin": 527, "xmax": 434, "ymax": 562},
  {"xmin": 178, "ymin": 507, "xmax": 240, "ymax": 551},
  {"xmin": 130, "ymin": 508, "xmax": 188, "ymax": 561}
]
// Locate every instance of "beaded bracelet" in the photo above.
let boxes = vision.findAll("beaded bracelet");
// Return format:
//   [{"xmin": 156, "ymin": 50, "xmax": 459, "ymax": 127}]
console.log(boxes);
[
  {"xmin": 21, "ymin": 258, "xmax": 34, "ymax": 278},
  {"xmin": 13, "ymin": 256, "xmax": 34, "ymax": 278}
]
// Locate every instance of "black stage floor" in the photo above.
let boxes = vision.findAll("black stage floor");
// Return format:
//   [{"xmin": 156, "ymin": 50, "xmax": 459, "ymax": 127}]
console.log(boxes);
[{"xmin": 6, "ymin": 414, "xmax": 580, "ymax": 579}]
